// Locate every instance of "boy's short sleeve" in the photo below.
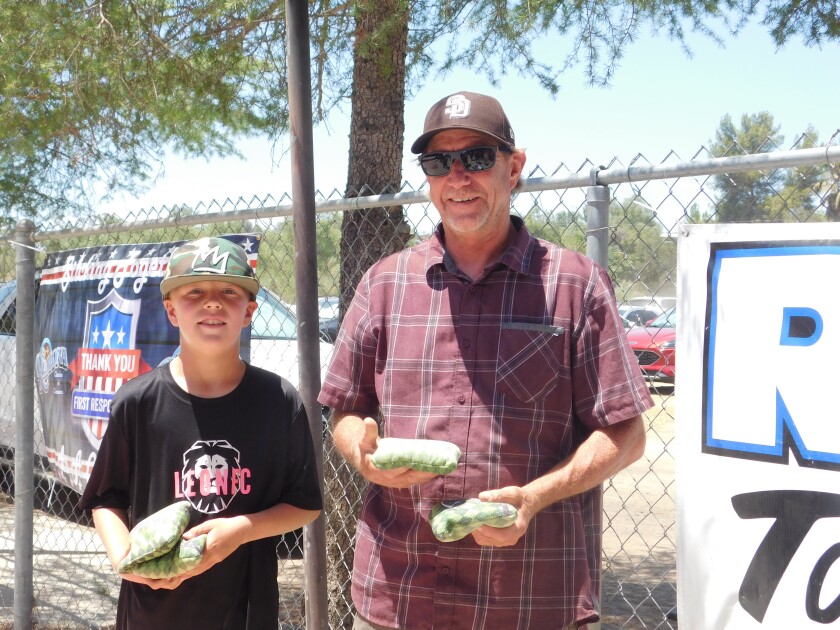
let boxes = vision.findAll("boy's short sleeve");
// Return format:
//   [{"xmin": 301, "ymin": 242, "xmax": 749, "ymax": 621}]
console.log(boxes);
[
  {"xmin": 78, "ymin": 409, "xmax": 131, "ymax": 511},
  {"xmin": 277, "ymin": 379, "xmax": 323, "ymax": 511}
]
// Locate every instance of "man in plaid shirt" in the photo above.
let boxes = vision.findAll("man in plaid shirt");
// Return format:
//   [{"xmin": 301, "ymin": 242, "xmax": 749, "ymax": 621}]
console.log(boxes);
[{"xmin": 319, "ymin": 91, "xmax": 654, "ymax": 630}]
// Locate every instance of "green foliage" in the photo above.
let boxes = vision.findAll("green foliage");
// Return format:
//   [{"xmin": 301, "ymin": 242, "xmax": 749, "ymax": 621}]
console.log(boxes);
[
  {"xmin": 519, "ymin": 198, "xmax": 677, "ymax": 299},
  {"xmin": 19, "ymin": 208, "xmax": 340, "ymax": 305},
  {"xmin": 256, "ymin": 216, "xmax": 342, "ymax": 303},
  {"xmin": 521, "ymin": 205, "xmax": 586, "ymax": 252},
  {"xmin": 762, "ymin": 1, "xmax": 840, "ymax": 46},
  {"xmin": 709, "ymin": 113, "xmax": 830, "ymax": 223},
  {"xmin": 608, "ymin": 197, "xmax": 676, "ymax": 299},
  {"xmin": 709, "ymin": 112, "xmax": 785, "ymax": 222},
  {"xmin": 394, "ymin": 1, "xmax": 840, "ymax": 97},
  {"xmin": 683, "ymin": 202, "xmax": 708, "ymax": 223},
  {"xmin": 315, "ymin": 213, "xmax": 343, "ymax": 297},
  {"xmin": 3, "ymin": 1, "xmax": 839, "ymax": 227},
  {"xmin": 0, "ymin": 1, "xmax": 288, "ymax": 223},
  {"xmin": 256, "ymin": 220, "xmax": 296, "ymax": 301}
]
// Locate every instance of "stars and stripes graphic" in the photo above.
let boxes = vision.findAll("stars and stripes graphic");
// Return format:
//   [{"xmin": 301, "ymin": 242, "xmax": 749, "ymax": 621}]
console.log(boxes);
[
  {"xmin": 73, "ymin": 289, "xmax": 142, "ymax": 449},
  {"xmin": 34, "ymin": 235, "xmax": 261, "ymax": 494}
]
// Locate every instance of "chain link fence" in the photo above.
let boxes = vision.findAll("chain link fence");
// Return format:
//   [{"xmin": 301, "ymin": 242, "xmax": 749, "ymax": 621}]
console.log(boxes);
[{"xmin": 1, "ymin": 137, "xmax": 839, "ymax": 629}]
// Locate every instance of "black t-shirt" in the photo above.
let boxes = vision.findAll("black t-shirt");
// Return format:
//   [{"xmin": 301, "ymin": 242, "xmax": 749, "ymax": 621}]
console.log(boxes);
[{"xmin": 80, "ymin": 362, "xmax": 323, "ymax": 630}]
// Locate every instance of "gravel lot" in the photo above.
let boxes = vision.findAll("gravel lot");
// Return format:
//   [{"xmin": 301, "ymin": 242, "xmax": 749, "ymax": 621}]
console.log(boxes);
[{"xmin": 601, "ymin": 387, "xmax": 677, "ymax": 628}]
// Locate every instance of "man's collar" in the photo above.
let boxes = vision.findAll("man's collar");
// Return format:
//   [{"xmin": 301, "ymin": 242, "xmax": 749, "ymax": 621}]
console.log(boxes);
[{"xmin": 426, "ymin": 216, "xmax": 537, "ymax": 276}]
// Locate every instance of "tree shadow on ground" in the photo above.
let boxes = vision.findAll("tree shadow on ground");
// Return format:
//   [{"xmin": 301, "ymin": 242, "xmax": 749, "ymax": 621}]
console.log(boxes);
[
  {"xmin": 601, "ymin": 549, "xmax": 678, "ymax": 629},
  {"xmin": 0, "ymin": 461, "xmax": 92, "ymax": 527}
]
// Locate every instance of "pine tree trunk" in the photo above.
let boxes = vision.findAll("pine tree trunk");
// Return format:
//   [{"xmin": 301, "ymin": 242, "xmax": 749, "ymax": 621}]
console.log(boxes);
[
  {"xmin": 340, "ymin": 1, "xmax": 411, "ymax": 306},
  {"xmin": 328, "ymin": 1, "xmax": 410, "ymax": 628}
]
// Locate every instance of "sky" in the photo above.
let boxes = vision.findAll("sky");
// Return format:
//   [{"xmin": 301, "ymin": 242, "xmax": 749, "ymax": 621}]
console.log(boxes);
[{"xmin": 100, "ymin": 19, "xmax": 840, "ymax": 215}]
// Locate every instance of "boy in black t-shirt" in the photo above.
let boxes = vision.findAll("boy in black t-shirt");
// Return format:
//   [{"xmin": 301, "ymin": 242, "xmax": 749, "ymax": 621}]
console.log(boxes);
[{"xmin": 80, "ymin": 237, "xmax": 323, "ymax": 629}]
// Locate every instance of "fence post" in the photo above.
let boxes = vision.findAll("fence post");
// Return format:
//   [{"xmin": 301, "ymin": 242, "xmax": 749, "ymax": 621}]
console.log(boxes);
[
  {"xmin": 586, "ymin": 167, "xmax": 610, "ymax": 269},
  {"xmin": 586, "ymin": 170, "xmax": 610, "ymax": 630},
  {"xmin": 13, "ymin": 219, "xmax": 37, "ymax": 630},
  {"xmin": 286, "ymin": 0, "xmax": 329, "ymax": 627}
]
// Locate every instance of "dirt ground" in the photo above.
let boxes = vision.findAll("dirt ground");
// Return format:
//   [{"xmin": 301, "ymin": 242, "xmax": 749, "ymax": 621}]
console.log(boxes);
[
  {"xmin": 1, "ymin": 387, "xmax": 676, "ymax": 630},
  {"xmin": 601, "ymin": 387, "xmax": 677, "ymax": 628}
]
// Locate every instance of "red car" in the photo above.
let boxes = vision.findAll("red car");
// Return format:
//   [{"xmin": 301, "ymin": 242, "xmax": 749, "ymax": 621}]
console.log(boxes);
[{"xmin": 626, "ymin": 307, "xmax": 676, "ymax": 383}]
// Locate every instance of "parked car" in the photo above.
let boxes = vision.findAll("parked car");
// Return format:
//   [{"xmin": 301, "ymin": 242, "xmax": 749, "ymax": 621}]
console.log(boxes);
[
  {"xmin": 0, "ymin": 280, "xmax": 333, "ymax": 467},
  {"xmin": 619, "ymin": 307, "xmax": 660, "ymax": 329},
  {"xmin": 626, "ymin": 296, "xmax": 674, "ymax": 312},
  {"xmin": 626, "ymin": 306, "xmax": 676, "ymax": 383},
  {"xmin": 249, "ymin": 288, "xmax": 335, "ymax": 393},
  {"xmin": 285, "ymin": 296, "xmax": 340, "ymax": 343},
  {"xmin": 317, "ymin": 296, "xmax": 340, "ymax": 342},
  {"xmin": 0, "ymin": 280, "xmax": 23, "ymax": 462}
]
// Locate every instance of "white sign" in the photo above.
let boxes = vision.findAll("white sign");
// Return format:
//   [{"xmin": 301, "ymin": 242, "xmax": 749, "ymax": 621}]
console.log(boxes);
[{"xmin": 677, "ymin": 223, "xmax": 840, "ymax": 628}]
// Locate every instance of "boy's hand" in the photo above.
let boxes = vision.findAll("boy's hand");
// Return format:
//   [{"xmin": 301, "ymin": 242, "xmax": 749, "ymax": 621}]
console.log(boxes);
[
  {"xmin": 120, "ymin": 573, "xmax": 188, "ymax": 590},
  {"xmin": 176, "ymin": 516, "xmax": 248, "ymax": 578},
  {"xmin": 114, "ymin": 518, "xmax": 246, "ymax": 589}
]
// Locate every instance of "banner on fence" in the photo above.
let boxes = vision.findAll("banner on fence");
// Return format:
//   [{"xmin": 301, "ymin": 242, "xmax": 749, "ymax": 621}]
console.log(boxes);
[
  {"xmin": 677, "ymin": 223, "xmax": 840, "ymax": 628},
  {"xmin": 34, "ymin": 235, "xmax": 260, "ymax": 494}
]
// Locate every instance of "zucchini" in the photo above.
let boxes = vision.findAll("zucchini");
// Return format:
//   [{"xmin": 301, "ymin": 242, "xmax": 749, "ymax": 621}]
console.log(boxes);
[
  {"xmin": 118, "ymin": 500, "xmax": 192, "ymax": 573},
  {"xmin": 429, "ymin": 498, "xmax": 518, "ymax": 543},
  {"xmin": 370, "ymin": 437, "xmax": 461, "ymax": 475},
  {"xmin": 123, "ymin": 534, "xmax": 207, "ymax": 579}
]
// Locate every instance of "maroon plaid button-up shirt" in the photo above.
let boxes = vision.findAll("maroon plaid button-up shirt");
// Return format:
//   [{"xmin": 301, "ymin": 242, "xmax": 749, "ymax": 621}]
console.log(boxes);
[{"xmin": 319, "ymin": 218, "xmax": 653, "ymax": 630}]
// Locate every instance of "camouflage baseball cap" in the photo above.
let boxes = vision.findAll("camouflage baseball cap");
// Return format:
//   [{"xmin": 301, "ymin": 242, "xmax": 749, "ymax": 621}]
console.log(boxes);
[{"xmin": 160, "ymin": 237, "xmax": 259, "ymax": 298}]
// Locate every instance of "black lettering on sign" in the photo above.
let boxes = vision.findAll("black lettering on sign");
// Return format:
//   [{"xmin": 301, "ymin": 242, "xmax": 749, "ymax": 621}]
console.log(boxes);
[
  {"xmin": 806, "ymin": 542, "xmax": 840, "ymax": 623},
  {"xmin": 731, "ymin": 490, "xmax": 840, "ymax": 623}
]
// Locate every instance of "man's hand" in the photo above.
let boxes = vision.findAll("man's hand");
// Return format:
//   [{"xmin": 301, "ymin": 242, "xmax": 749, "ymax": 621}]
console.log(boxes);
[
  {"xmin": 356, "ymin": 417, "xmax": 439, "ymax": 488},
  {"xmin": 468, "ymin": 486, "xmax": 536, "ymax": 547},
  {"xmin": 468, "ymin": 416, "xmax": 647, "ymax": 547}
]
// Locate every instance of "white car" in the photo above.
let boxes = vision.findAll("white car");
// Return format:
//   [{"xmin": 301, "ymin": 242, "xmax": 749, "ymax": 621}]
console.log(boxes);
[
  {"xmin": 624, "ymin": 296, "xmax": 674, "ymax": 313},
  {"xmin": 249, "ymin": 287, "xmax": 335, "ymax": 394},
  {"xmin": 317, "ymin": 296, "xmax": 340, "ymax": 342},
  {"xmin": 0, "ymin": 280, "xmax": 22, "ymax": 460},
  {"xmin": 0, "ymin": 280, "xmax": 333, "ymax": 474}
]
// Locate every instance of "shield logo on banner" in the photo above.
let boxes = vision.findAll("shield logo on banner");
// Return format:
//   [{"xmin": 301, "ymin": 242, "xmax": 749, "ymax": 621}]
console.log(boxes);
[{"xmin": 72, "ymin": 290, "xmax": 142, "ymax": 450}]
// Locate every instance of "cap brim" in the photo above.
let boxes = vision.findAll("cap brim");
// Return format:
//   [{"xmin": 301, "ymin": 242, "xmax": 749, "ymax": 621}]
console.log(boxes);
[
  {"xmin": 160, "ymin": 274, "xmax": 259, "ymax": 298},
  {"xmin": 410, "ymin": 127, "xmax": 514, "ymax": 154}
]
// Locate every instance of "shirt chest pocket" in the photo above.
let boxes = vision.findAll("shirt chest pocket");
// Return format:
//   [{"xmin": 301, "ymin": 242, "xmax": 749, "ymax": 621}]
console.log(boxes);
[{"xmin": 495, "ymin": 322, "xmax": 565, "ymax": 403}]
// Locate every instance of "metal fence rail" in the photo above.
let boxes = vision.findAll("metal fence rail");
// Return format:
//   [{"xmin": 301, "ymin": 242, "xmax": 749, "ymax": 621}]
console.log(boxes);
[{"xmin": 1, "ymin": 140, "xmax": 839, "ymax": 629}]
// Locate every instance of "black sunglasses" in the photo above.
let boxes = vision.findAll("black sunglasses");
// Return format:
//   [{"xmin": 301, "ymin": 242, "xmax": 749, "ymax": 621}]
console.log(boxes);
[{"xmin": 419, "ymin": 145, "xmax": 512, "ymax": 177}]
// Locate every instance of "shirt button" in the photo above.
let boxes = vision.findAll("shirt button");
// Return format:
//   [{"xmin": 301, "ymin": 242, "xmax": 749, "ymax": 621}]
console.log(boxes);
[
  {"xmin": 440, "ymin": 566, "xmax": 450, "ymax": 575},
  {"xmin": 469, "ymin": 286, "xmax": 477, "ymax": 294},
  {"xmin": 458, "ymin": 395, "xmax": 466, "ymax": 404},
  {"xmin": 462, "ymin": 338, "xmax": 471, "ymax": 349}
]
